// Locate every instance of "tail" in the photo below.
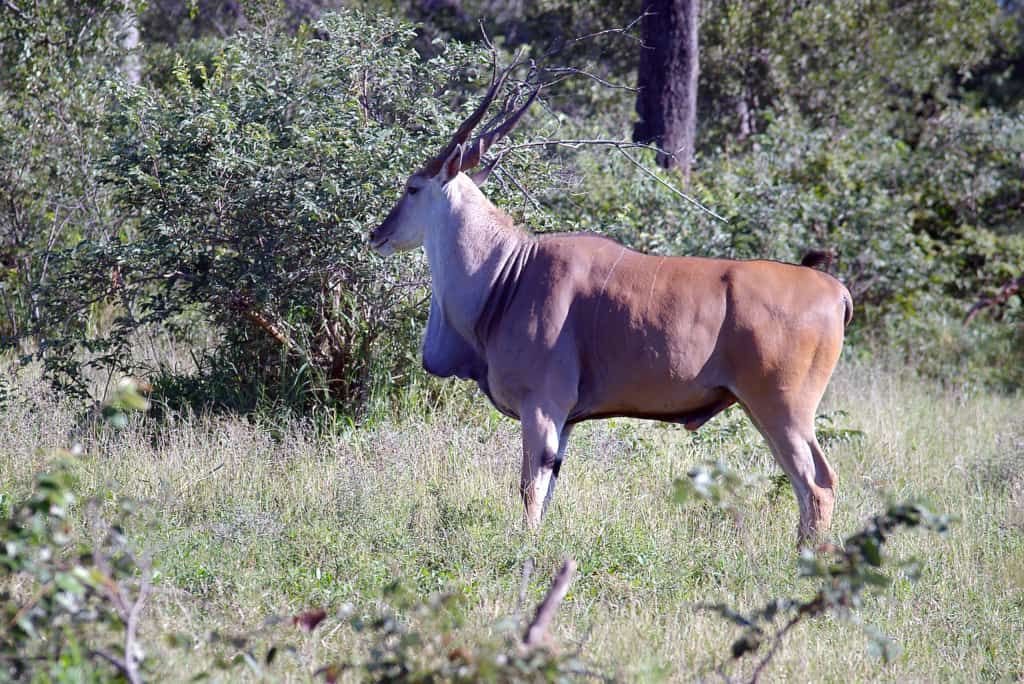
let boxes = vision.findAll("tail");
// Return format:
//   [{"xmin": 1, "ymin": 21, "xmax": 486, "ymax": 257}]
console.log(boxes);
[
  {"xmin": 842, "ymin": 289, "xmax": 853, "ymax": 327},
  {"xmin": 800, "ymin": 249, "xmax": 834, "ymax": 271}
]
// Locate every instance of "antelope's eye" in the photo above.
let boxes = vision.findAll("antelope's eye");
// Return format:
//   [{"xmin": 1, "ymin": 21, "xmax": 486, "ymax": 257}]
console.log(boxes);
[{"xmin": 407, "ymin": 186, "xmax": 419, "ymax": 195}]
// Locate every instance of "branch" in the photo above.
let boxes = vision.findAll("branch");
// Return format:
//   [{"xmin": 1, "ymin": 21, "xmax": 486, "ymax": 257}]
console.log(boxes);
[
  {"xmin": 748, "ymin": 613, "xmax": 804, "ymax": 684},
  {"xmin": 523, "ymin": 560, "xmax": 576, "ymax": 649},
  {"xmin": 90, "ymin": 649, "xmax": 131, "ymax": 680},
  {"xmin": 616, "ymin": 147, "xmax": 728, "ymax": 223},
  {"xmin": 122, "ymin": 560, "xmax": 152, "ymax": 684},
  {"xmin": 541, "ymin": 14, "xmax": 646, "ymax": 56},
  {"xmin": 962, "ymin": 274, "xmax": 1023, "ymax": 327},
  {"xmin": 516, "ymin": 557, "xmax": 535, "ymax": 617},
  {"xmin": 501, "ymin": 138, "xmax": 727, "ymax": 223},
  {"xmin": 227, "ymin": 295, "xmax": 293, "ymax": 347},
  {"xmin": 542, "ymin": 66, "xmax": 637, "ymax": 92}
]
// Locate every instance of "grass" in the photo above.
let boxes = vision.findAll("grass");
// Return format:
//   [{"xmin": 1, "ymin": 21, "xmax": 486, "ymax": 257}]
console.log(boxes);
[{"xmin": 2, "ymin": 354, "xmax": 1023, "ymax": 682}]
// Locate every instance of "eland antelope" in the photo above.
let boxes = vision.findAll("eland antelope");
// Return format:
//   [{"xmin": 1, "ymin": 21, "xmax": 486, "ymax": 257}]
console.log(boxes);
[{"xmin": 369, "ymin": 69, "xmax": 853, "ymax": 544}]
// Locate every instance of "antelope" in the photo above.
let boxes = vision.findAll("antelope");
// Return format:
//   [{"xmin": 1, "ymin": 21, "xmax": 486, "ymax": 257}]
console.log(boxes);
[{"xmin": 369, "ymin": 69, "xmax": 853, "ymax": 544}]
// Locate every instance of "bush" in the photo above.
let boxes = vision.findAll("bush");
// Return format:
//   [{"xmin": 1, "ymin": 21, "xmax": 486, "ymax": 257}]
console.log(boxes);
[
  {"xmin": 37, "ymin": 11, "xmax": 548, "ymax": 414},
  {"xmin": 536, "ymin": 106, "xmax": 1024, "ymax": 388},
  {"xmin": 0, "ymin": 0, "xmax": 137, "ymax": 341}
]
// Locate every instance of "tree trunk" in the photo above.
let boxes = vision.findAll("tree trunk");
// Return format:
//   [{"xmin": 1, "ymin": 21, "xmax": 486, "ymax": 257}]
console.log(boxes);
[
  {"xmin": 118, "ymin": 10, "xmax": 141, "ymax": 85},
  {"xmin": 633, "ymin": 0, "xmax": 700, "ymax": 177}
]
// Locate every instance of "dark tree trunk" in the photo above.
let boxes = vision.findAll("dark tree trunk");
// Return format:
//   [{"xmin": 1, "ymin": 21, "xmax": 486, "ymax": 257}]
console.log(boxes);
[{"xmin": 633, "ymin": 0, "xmax": 700, "ymax": 177}]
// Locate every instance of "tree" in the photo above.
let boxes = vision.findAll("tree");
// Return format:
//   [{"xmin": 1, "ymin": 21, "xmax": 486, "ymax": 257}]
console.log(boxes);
[{"xmin": 633, "ymin": 0, "xmax": 699, "ymax": 176}]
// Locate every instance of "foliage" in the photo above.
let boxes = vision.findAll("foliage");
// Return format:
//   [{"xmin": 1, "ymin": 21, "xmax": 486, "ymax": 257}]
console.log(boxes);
[
  {"xmin": 35, "ymin": 11, "xmax": 548, "ymax": 412},
  {"xmin": 677, "ymin": 461, "xmax": 955, "ymax": 682},
  {"xmin": 537, "ymin": 101, "xmax": 1024, "ymax": 387},
  {"xmin": 6, "ymin": 0, "xmax": 1024, "ymax": 407},
  {"xmin": 0, "ymin": 380, "xmax": 152, "ymax": 682},
  {"xmin": 2, "ymin": 457, "xmax": 591, "ymax": 683},
  {"xmin": 706, "ymin": 503, "xmax": 953, "ymax": 683},
  {"xmin": 698, "ymin": 0, "xmax": 1012, "ymax": 143},
  {"xmin": 0, "ymin": 0, "xmax": 140, "ymax": 340},
  {"xmin": 304, "ymin": 579, "xmax": 590, "ymax": 683}
]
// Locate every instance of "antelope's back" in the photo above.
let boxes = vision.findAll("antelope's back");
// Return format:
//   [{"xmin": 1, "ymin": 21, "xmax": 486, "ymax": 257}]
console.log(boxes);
[{"xmin": 523, "ymin": 236, "xmax": 850, "ymax": 409}]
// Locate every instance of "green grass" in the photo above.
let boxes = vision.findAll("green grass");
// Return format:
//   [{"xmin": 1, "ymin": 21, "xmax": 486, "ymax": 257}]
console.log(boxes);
[{"xmin": 2, "ymin": 355, "xmax": 1023, "ymax": 682}]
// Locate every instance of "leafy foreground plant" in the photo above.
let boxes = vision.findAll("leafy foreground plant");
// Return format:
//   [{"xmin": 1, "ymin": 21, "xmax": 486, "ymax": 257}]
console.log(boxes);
[
  {"xmin": 172, "ymin": 560, "xmax": 598, "ymax": 683},
  {"xmin": 2, "ymin": 470, "xmax": 595, "ymax": 683},
  {"xmin": 0, "ymin": 380, "xmax": 153, "ymax": 682},
  {"xmin": 678, "ymin": 461, "xmax": 955, "ymax": 684},
  {"xmin": 306, "ymin": 560, "xmax": 593, "ymax": 683}
]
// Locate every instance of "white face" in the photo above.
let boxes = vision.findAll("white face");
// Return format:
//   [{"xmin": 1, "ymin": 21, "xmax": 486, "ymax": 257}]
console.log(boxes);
[
  {"xmin": 370, "ymin": 144, "xmax": 470, "ymax": 257},
  {"xmin": 369, "ymin": 174, "xmax": 434, "ymax": 256}
]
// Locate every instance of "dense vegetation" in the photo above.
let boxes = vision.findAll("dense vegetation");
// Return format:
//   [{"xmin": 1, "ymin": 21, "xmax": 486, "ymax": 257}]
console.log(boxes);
[
  {"xmin": 2, "ymin": 1, "xmax": 1023, "ymax": 681},
  {"xmin": 2, "ymin": 0, "xmax": 1023, "ymax": 408}
]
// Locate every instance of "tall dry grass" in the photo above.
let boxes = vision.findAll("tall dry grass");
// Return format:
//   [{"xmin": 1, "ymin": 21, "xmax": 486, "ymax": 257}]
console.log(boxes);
[{"xmin": 1, "ymin": 355, "xmax": 1022, "ymax": 681}]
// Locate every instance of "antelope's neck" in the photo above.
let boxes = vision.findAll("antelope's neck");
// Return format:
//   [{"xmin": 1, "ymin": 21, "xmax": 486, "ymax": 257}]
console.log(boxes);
[{"xmin": 425, "ymin": 197, "xmax": 531, "ymax": 348}]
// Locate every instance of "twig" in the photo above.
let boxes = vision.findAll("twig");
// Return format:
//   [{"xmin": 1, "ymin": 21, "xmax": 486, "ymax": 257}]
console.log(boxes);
[
  {"xmin": 962, "ymin": 274, "xmax": 1023, "ymax": 327},
  {"xmin": 508, "ymin": 136, "xmax": 728, "ymax": 223},
  {"xmin": 497, "ymin": 166, "xmax": 544, "ymax": 212},
  {"xmin": 523, "ymin": 560, "xmax": 576, "ymax": 648},
  {"xmin": 122, "ymin": 561, "xmax": 152, "ymax": 684},
  {"xmin": 617, "ymin": 147, "xmax": 728, "ymax": 223},
  {"xmin": 748, "ymin": 613, "xmax": 804, "ymax": 684},
  {"xmin": 6, "ymin": 581, "xmax": 54, "ymax": 631},
  {"xmin": 90, "ymin": 648, "xmax": 131, "ymax": 679},
  {"xmin": 176, "ymin": 462, "xmax": 226, "ymax": 497},
  {"xmin": 543, "ymin": 67, "xmax": 638, "ymax": 92}
]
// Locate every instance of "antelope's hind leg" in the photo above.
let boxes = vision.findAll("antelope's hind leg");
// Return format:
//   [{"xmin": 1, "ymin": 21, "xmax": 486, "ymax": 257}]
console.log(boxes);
[
  {"xmin": 741, "ymin": 394, "xmax": 838, "ymax": 544},
  {"xmin": 766, "ymin": 424, "xmax": 837, "ymax": 544}
]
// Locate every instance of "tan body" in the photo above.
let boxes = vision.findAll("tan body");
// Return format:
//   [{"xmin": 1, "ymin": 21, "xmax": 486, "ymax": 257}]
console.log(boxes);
[
  {"xmin": 484, "ymin": 235, "xmax": 848, "ymax": 431},
  {"xmin": 370, "ymin": 71, "xmax": 851, "ymax": 543}
]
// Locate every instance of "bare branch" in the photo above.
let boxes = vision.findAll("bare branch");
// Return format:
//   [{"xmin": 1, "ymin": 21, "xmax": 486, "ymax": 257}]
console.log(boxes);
[
  {"xmin": 123, "ymin": 559, "xmax": 152, "ymax": 684},
  {"xmin": 90, "ymin": 649, "xmax": 131, "ymax": 679},
  {"xmin": 523, "ymin": 559, "xmax": 576, "ymax": 649},
  {"xmin": 500, "ymin": 138, "xmax": 726, "ymax": 223},
  {"xmin": 543, "ymin": 66, "xmax": 638, "ymax": 92},
  {"xmin": 495, "ymin": 166, "xmax": 544, "ymax": 213},
  {"xmin": 516, "ymin": 556, "xmax": 535, "ymax": 617},
  {"xmin": 617, "ymin": 147, "xmax": 728, "ymax": 223},
  {"xmin": 748, "ymin": 613, "xmax": 804, "ymax": 684},
  {"xmin": 541, "ymin": 13, "xmax": 647, "ymax": 58},
  {"xmin": 963, "ymin": 274, "xmax": 1023, "ymax": 327}
]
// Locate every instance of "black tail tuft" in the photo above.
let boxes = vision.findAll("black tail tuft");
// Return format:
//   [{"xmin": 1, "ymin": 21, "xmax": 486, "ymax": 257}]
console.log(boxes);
[{"xmin": 800, "ymin": 249, "xmax": 834, "ymax": 271}]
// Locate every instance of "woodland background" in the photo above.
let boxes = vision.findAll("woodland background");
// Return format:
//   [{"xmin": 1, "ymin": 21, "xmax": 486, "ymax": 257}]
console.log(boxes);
[{"xmin": 1, "ymin": 1, "xmax": 1023, "ymax": 682}]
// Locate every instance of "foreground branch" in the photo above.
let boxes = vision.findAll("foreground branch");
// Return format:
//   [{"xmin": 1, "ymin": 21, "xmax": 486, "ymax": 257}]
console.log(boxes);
[{"xmin": 523, "ymin": 559, "xmax": 577, "ymax": 649}]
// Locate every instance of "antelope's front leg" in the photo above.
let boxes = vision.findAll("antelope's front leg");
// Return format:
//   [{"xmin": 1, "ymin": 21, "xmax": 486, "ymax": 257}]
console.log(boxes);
[{"xmin": 520, "ymin": 402, "xmax": 565, "ymax": 531}]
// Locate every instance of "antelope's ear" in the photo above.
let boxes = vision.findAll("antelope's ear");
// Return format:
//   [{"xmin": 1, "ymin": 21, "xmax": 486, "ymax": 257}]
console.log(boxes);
[
  {"xmin": 441, "ymin": 143, "xmax": 463, "ymax": 183},
  {"xmin": 470, "ymin": 162, "xmax": 494, "ymax": 187}
]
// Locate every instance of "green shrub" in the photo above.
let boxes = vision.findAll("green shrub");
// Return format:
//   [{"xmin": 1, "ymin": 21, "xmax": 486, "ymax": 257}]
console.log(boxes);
[
  {"xmin": 37, "ymin": 11, "xmax": 548, "ymax": 414},
  {"xmin": 537, "ymin": 105, "xmax": 1024, "ymax": 388},
  {"xmin": 0, "ymin": 0, "xmax": 138, "ymax": 341}
]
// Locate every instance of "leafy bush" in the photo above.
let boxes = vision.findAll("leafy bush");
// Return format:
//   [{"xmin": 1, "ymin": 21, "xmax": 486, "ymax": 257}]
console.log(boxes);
[
  {"xmin": 37, "ymin": 11, "xmax": 547, "ymax": 413},
  {"xmin": 677, "ymin": 460, "xmax": 955, "ymax": 683},
  {"xmin": 537, "ymin": 104, "xmax": 1024, "ymax": 387},
  {"xmin": 2, "ymin": 449, "xmax": 591, "ymax": 682},
  {"xmin": 0, "ymin": 0, "xmax": 137, "ymax": 340}
]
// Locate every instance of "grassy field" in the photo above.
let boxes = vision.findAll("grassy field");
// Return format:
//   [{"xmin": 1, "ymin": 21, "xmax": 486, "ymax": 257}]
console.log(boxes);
[{"xmin": 2, "ymin": 354, "xmax": 1023, "ymax": 682}]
